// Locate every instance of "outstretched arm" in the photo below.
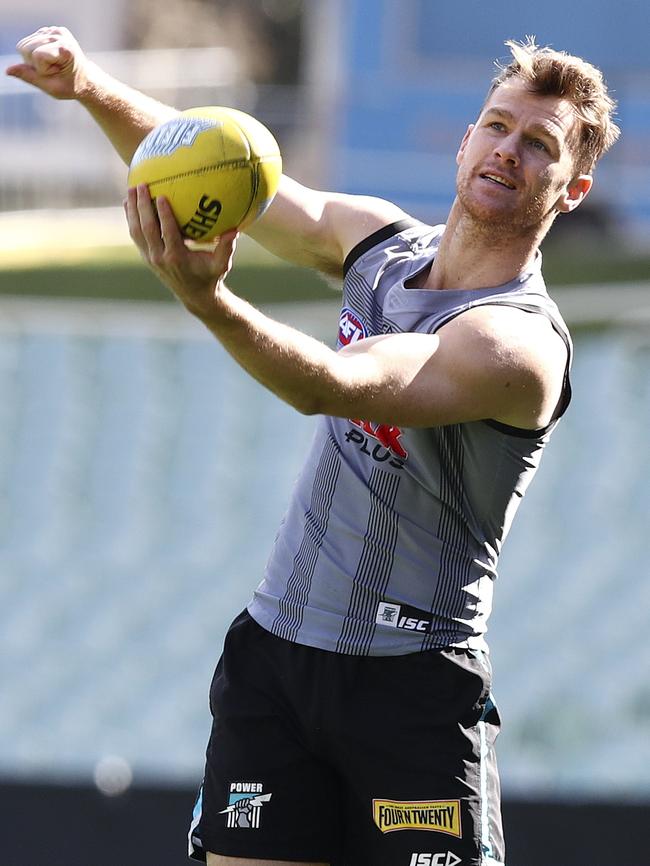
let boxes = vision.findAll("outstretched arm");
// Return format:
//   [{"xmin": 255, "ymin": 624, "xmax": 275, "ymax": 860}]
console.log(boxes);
[
  {"xmin": 7, "ymin": 26, "xmax": 177, "ymax": 163},
  {"xmin": 126, "ymin": 185, "xmax": 567, "ymax": 430},
  {"xmin": 8, "ymin": 26, "xmax": 409, "ymax": 276}
]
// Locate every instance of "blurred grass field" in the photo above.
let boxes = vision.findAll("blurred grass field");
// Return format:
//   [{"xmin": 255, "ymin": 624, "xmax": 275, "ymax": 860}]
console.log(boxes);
[
  {"xmin": 0, "ymin": 207, "xmax": 333, "ymax": 305},
  {"xmin": 1, "ymin": 207, "xmax": 648, "ymax": 307}
]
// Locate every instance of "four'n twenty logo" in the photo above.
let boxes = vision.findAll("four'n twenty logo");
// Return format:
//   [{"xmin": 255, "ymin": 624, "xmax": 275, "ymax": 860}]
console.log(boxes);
[{"xmin": 338, "ymin": 307, "xmax": 408, "ymax": 464}]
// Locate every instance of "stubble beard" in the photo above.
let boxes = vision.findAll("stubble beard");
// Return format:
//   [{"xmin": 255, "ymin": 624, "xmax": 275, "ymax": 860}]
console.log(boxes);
[{"xmin": 456, "ymin": 171, "xmax": 557, "ymax": 244}]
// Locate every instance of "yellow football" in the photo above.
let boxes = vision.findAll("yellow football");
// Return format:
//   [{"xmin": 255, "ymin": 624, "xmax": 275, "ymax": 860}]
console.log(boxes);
[{"xmin": 127, "ymin": 106, "xmax": 282, "ymax": 242}]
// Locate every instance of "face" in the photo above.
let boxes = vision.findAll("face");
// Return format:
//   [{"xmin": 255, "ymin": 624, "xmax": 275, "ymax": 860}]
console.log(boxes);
[{"xmin": 455, "ymin": 78, "xmax": 592, "ymax": 236}]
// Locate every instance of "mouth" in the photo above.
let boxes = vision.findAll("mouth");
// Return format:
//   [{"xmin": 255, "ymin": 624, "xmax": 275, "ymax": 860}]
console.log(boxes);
[{"xmin": 479, "ymin": 172, "xmax": 517, "ymax": 190}]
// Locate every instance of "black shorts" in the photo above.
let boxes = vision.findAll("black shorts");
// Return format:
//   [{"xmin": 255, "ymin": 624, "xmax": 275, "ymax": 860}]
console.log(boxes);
[{"xmin": 188, "ymin": 610, "xmax": 504, "ymax": 866}]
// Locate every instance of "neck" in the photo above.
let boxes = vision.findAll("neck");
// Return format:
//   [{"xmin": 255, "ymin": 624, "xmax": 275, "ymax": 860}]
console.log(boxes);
[{"xmin": 423, "ymin": 198, "xmax": 550, "ymax": 291}]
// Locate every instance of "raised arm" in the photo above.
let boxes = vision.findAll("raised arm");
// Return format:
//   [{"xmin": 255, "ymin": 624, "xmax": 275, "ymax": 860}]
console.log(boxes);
[
  {"xmin": 7, "ymin": 26, "xmax": 409, "ymax": 277},
  {"xmin": 7, "ymin": 27, "xmax": 177, "ymax": 163},
  {"xmin": 125, "ymin": 187, "xmax": 568, "ymax": 431}
]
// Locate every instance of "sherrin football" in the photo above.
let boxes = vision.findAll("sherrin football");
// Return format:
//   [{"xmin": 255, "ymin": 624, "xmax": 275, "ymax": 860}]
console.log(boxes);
[{"xmin": 127, "ymin": 106, "xmax": 282, "ymax": 242}]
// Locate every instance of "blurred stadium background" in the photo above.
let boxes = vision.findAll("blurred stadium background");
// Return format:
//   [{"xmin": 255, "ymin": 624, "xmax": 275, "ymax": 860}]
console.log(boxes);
[{"xmin": 0, "ymin": 1, "xmax": 648, "ymax": 864}]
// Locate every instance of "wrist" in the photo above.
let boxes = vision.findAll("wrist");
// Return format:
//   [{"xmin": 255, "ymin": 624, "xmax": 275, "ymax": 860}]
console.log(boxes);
[
  {"xmin": 75, "ymin": 60, "xmax": 104, "ymax": 103},
  {"xmin": 183, "ymin": 280, "xmax": 235, "ymax": 326}
]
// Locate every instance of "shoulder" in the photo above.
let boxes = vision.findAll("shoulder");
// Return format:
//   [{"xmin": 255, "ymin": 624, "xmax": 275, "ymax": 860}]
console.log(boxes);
[
  {"xmin": 444, "ymin": 303, "xmax": 567, "ymax": 354},
  {"xmin": 343, "ymin": 217, "xmax": 443, "ymax": 278},
  {"xmin": 438, "ymin": 304, "xmax": 568, "ymax": 429}
]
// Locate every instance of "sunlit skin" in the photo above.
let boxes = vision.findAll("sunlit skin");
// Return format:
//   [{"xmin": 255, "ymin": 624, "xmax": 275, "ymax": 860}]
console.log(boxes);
[
  {"xmin": 456, "ymin": 77, "xmax": 592, "ymax": 237},
  {"xmin": 416, "ymin": 77, "xmax": 594, "ymax": 292}
]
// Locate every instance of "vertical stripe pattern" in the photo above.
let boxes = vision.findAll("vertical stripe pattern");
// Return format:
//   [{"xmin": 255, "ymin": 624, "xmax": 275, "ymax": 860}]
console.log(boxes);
[
  {"xmin": 335, "ymin": 469, "xmax": 401, "ymax": 655},
  {"xmin": 346, "ymin": 268, "xmax": 384, "ymax": 335},
  {"xmin": 423, "ymin": 425, "xmax": 474, "ymax": 650},
  {"xmin": 272, "ymin": 435, "xmax": 341, "ymax": 641},
  {"xmin": 345, "ymin": 267, "xmax": 400, "ymax": 335},
  {"xmin": 250, "ymin": 221, "xmax": 565, "ymax": 656}
]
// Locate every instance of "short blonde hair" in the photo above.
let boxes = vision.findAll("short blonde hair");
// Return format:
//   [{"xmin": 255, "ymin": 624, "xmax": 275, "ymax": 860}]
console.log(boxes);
[{"xmin": 488, "ymin": 37, "xmax": 620, "ymax": 174}]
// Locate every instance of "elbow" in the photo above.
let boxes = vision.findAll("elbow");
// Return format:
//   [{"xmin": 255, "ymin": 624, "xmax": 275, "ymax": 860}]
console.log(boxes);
[
  {"xmin": 290, "ymin": 361, "xmax": 365, "ymax": 418},
  {"xmin": 292, "ymin": 393, "xmax": 325, "ymax": 417},
  {"xmin": 291, "ymin": 382, "xmax": 349, "ymax": 418}
]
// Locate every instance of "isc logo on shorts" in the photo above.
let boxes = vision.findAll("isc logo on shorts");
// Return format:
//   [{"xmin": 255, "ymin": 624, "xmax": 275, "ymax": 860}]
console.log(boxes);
[
  {"xmin": 219, "ymin": 781, "xmax": 272, "ymax": 829},
  {"xmin": 409, "ymin": 853, "xmax": 462, "ymax": 866},
  {"xmin": 373, "ymin": 799, "xmax": 461, "ymax": 836}
]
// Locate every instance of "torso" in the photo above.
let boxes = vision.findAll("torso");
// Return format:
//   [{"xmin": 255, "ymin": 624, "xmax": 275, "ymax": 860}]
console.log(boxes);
[{"xmin": 247, "ymin": 219, "xmax": 573, "ymax": 656}]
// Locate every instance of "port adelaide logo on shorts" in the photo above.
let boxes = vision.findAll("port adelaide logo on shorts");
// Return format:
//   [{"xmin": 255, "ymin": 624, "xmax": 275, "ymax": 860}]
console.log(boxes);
[
  {"xmin": 372, "ymin": 798, "xmax": 462, "ymax": 836},
  {"xmin": 220, "ymin": 781, "xmax": 272, "ymax": 829}
]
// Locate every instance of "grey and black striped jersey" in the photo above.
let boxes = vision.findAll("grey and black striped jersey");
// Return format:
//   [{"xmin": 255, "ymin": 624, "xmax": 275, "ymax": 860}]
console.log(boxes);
[{"xmin": 248, "ymin": 220, "xmax": 572, "ymax": 656}]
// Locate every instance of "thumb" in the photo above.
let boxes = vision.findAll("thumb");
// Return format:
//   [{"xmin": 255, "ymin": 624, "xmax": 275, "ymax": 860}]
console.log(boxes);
[
  {"xmin": 219, "ymin": 229, "xmax": 240, "ymax": 247},
  {"xmin": 213, "ymin": 230, "xmax": 239, "ymax": 279},
  {"xmin": 5, "ymin": 63, "xmax": 39, "ymax": 84},
  {"xmin": 219, "ymin": 229, "xmax": 239, "ymax": 257}
]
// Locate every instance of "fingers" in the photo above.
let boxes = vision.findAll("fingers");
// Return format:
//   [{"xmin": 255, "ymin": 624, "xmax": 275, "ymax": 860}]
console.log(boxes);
[
  {"xmin": 125, "ymin": 185, "xmax": 188, "ymax": 268},
  {"xmin": 32, "ymin": 44, "xmax": 74, "ymax": 77},
  {"xmin": 16, "ymin": 26, "xmax": 74, "ymax": 54},
  {"xmin": 125, "ymin": 183, "xmax": 238, "ymax": 268},
  {"xmin": 16, "ymin": 27, "xmax": 73, "ymax": 69},
  {"xmin": 156, "ymin": 195, "xmax": 187, "ymax": 257},
  {"xmin": 124, "ymin": 184, "xmax": 240, "ymax": 312},
  {"xmin": 125, "ymin": 184, "xmax": 165, "ymax": 262},
  {"xmin": 123, "ymin": 186, "xmax": 147, "ymax": 252},
  {"xmin": 136, "ymin": 184, "xmax": 165, "ymax": 260},
  {"xmin": 8, "ymin": 27, "xmax": 81, "ymax": 95}
]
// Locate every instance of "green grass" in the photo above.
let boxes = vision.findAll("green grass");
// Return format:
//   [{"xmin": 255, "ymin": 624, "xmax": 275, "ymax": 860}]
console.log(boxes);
[
  {"xmin": 0, "ymin": 258, "xmax": 335, "ymax": 305},
  {"xmin": 0, "ymin": 245, "xmax": 647, "ymax": 305}
]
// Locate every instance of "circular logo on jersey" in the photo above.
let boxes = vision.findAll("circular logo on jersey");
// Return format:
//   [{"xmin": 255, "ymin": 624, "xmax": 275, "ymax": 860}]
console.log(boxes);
[{"xmin": 338, "ymin": 307, "xmax": 367, "ymax": 346}]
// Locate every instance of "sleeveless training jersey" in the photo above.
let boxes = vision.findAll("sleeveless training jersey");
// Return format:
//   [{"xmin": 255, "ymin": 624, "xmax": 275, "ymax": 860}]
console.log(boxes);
[{"xmin": 248, "ymin": 219, "xmax": 572, "ymax": 656}]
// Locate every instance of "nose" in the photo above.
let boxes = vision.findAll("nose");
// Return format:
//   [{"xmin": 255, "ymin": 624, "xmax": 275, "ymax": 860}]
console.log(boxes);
[{"xmin": 494, "ymin": 134, "xmax": 520, "ymax": 167}]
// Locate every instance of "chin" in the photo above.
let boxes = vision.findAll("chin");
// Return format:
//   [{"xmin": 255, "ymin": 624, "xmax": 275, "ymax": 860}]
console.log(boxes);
[
  {"xmin": 461, "ymin": 194, "xmax": 520, "ymax": 230},
  {"xmin": 459, "ymin": 187, "xmax": 547, "ymax": 236}
]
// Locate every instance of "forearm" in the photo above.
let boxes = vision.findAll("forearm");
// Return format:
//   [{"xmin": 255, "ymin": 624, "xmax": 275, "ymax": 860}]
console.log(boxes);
[
  {"xmin": 124, "ymin": 189, "xmax": 412, "ymax": 426},
  {"xmin": 78, "ymin": 61, "xmax": 178, "ymax": 165},
  {"xmin": 194, "ymin": 287, "xmax": 350, "ymax": 416}
]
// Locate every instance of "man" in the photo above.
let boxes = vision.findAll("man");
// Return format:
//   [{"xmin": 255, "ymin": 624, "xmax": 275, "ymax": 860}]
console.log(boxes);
[{"xmin": 8, "ymin": 26, "xmax": 619, "ymax": 866}]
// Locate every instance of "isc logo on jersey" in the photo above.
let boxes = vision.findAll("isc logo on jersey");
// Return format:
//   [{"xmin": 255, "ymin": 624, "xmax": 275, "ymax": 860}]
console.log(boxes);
[
  {"xmin": 409, "ymin": 854, "xmax": 461, "ymax": 866},
  {"xmin": 376, "ymin": 602, "xmax": 430, "ymax": 632},
  {"xmin": 338, "ymin": 307, "xmax": 367, "ymax": 346}
]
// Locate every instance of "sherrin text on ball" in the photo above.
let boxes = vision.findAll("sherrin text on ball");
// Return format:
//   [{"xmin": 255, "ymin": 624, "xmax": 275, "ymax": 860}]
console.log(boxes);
[{"xmin": 127, "ymin": 106, "xmax": 282, "ymax": 242}]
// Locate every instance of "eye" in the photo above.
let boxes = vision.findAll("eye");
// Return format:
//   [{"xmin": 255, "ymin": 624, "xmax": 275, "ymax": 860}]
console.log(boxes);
[
  {"xmin": 530, "ymin": 139, "xmax": 547, "ymax": 152},
  {"xmin": 489, "ymin": 121, "xmax": 506, "ymax": 131}
]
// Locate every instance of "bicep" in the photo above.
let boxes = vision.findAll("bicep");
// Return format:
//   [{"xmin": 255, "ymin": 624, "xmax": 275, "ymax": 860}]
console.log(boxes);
[
  {"xmin": 322, "ymin": 313, "xmax": 558, "ymax": 429},
  {"xmin": 328, "ymin": 331, "xmax": 501, "ymax": 428},
  {"xmin": 246, "ymin": 175, "xmax": 410, "ymax": 275}
]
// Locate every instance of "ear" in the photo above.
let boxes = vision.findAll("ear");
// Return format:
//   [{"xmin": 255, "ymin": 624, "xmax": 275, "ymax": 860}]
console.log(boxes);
[
  {"xmin": 556, "ymin": 174, "xmax": 593, "ymax": 213},
  {"xmin": 456, "ymin": 124, "xmax": 475, "ymax": 166}
]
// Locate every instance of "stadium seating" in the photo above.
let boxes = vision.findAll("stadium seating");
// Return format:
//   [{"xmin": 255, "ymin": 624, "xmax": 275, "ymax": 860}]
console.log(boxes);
[{"xmin": 0, "ymin": 300, "xmax": 648, "ymax": 800}]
